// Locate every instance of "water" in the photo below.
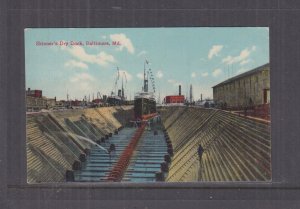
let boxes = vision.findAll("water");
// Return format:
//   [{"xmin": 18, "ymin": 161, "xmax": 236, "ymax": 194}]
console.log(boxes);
[
  {"xmin": 70, "ymin": 133, "xmax": 109, "ymax": 153},
  {"xmin": 49, "ymin": 130, "xmax": 108, "ymax": 153}
]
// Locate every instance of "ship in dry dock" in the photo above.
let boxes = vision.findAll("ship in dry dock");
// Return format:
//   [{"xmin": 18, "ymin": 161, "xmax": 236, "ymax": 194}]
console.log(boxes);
[
  {"xmin": 106, "ymin": 67, "xmax": 134, "ymax": 106},
  {"xmin": 134, "ymin": 60, "xmax": 157, "ymax": 120}
]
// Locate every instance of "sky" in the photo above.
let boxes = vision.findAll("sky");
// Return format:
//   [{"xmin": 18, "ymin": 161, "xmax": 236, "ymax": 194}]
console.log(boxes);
[{"xmin": 25, "ymin": 27, "xmax": 269, "ymax": 102}]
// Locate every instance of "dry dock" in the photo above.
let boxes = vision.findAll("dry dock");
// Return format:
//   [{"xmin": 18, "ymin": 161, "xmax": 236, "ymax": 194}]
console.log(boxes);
[{"xmin": 27, "ymin": 105, "xmax": 271, "ymax": 183}]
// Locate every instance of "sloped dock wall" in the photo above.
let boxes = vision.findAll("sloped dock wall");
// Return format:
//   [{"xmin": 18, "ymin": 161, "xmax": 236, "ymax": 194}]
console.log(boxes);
[{"xmin": 159, "ymin": 106, "xmax": 271, "ymax": 182}]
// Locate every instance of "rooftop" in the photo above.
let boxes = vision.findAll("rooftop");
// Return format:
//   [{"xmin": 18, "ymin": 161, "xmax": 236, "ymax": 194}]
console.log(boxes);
[{"xmin": 212, "ymin": 63, "xmax": 270, "ymax": 88}]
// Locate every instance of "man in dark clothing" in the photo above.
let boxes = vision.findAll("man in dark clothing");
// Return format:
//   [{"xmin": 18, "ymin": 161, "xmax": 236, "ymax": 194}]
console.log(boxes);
[
  {"xmin": 109, "ymin": 143, "xmax": 116, "ymax": 153},
  {"xmin": 204, "ymin": 101, "xmax": 209, "ymax": 108},
  {"xmin": 108, "ymin": 143, "xmax": 116, "ymax": 160},
  {"xmin": 198, "ymin": 144, "xmax": 204, "ymax": 161},
  {"xmin": 244, "ymin": 106, "xmax": 248, "ymax": 117}
]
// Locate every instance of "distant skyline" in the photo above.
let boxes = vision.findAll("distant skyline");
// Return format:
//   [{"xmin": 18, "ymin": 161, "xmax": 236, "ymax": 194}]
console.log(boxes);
[{"xmin": 25, "ymin": 27, "xmax": 269, "ymax": 101}]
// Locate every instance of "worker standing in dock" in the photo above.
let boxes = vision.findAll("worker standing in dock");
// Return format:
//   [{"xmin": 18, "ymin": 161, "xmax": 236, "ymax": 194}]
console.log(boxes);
[
  {"xmin": 108, "ymin": 143, "xmax": 116, "ymax": 160},
  {"xmin": 197, "ymin": 144, "xmax": 205, "ymax": 181},
  {"xmin": 198, "ymin": 144, "xmax": 204, "ymax": 161}
]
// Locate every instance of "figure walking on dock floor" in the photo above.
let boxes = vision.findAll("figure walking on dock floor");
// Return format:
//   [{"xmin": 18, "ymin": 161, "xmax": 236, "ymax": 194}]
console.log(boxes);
[{"xmin": 197, "ymin": 144, "xmax": 205, "ymax": 181}]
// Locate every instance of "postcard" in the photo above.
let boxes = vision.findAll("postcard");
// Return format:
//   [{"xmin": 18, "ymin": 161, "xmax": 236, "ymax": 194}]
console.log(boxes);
[{"xmin": 25, "ymin": 28, "xmax": 270, "ymax": 183}]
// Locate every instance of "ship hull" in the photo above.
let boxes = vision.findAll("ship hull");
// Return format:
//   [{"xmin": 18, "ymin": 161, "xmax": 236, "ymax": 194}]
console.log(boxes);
[
  {"xmin": 134, "ymin": 97, "xmax": 156, "ymax": 120},
  {"xmin": 107, "ymin": 96, "xmax": 122, "ymax": 106}
]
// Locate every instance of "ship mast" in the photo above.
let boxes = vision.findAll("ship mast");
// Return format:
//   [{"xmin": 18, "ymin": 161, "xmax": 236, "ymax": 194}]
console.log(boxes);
[
  {"xmin": 112, "ymin": 67, "xmax": 120, "ymax": 96},
  {"xmin": 122, "ymin": 72, "xmax": 127, "ymax": 100},
  {"xmin": 121, "ymin": 74, "xmax": 124, "ymax": 98},
  {"xmin": 144, "ymin": 60, "xmax": 149, "ymax": 92}
]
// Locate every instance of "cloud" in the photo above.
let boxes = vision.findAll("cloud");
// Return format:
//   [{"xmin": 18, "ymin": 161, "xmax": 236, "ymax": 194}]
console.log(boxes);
[
  {"xmin": 212, "ymin": 68, "xmax": 222, "ymax": 77},
  {"xmin": 137, "ymin": 50, "xmax": 147, "ymax": 57},
  {"xmin": 201, "ymin": 72, "xmax": 209, "ymax": 77},
  {"xmin": 78, "ymin": 82, "xmax": 91, "ymax": 91},
  {"xmin": 191, "ymin": 72, "xmax": 197, "ymax": 78},
  {"xmin": 70, "ymin": 73, "xmax": 95, "ymax": 82},
  {"xmin": 136, "ymin": 73, "xmax": 144, "ymax": 80},
  {"xmin": 222, "ymin": 46, "xmax": 256, "ymax": 65},
  {"xmin": 240, "ymin": 59, "xmax": 250, "ymax": 65},
  {"xmin": 110, "ymin": 33, "xmax": 135, "ymax": 54},
  {"xmin": 167, "ymin": 79, "xmax": 176, "ymax": 84},
  {"xmin": 64, "ymin": 60, "xmax": 88, "ymax": 69},
  {"xmin": 62, "ymin": 45, "xmax": 116, "ymax": 67},
  {"xmin": 208, "ymin": 45, "xmax": 223, "ymax": 59},
  {"xmin": 67, "ymin": 73, "xmax": 99, "ymax": 99},
  {"xmin": 156, "ymin": 70, "xmax": 164, "ymax": 79}
]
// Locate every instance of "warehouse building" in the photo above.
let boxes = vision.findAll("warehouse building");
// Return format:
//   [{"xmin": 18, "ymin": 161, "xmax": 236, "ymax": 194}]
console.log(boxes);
[
  {"xmin": 212, "ymin": 63, "xmax": 270, "ymax": 109},
  {"xmin": 26, "ymin": 88, "xmax": 56, "ymax": 111}
]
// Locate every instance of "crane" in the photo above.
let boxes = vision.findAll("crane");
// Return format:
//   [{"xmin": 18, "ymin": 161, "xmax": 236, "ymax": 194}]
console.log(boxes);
[
  {"xmin": 122, "ymin": 71, "xmax": 127, "ymax": 99},
  {"xmin": 112, "ymin": 67, "xmax": 120, "ymax": 96},
  {"xmin": 97, "ymin": 92, "xmax": 102, "ymax": 99}
]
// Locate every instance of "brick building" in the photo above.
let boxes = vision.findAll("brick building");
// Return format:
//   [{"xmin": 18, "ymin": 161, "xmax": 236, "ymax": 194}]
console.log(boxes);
[
  {"xmin": 212, "ymin": 63, "xmax": 270, "ymax": 108},
  {"xmin": 26, "ymin": 88, "xmax": 57, "ymax": 111},
  {"xmin": 165, "ymin": 95, "xmax": 185, "ymax": 104},
  {"xmin": 26, "ymin": 88, "xmax": 42, "ymax": 98}
]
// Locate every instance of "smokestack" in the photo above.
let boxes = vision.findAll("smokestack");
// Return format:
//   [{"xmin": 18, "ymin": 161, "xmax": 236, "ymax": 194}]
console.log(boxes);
[
  {"xmin": 118, "ymin": 89, "xmax": 122, "ymax": 97},
  {"xmin": 201, "ymin": 94, "xmax": 202, "ymax": 102},
  {"xmin": 190, "ymin": 84, "xmax": 193, "ymax": 103},
  {"xmin": 179, "ymin": 85, "xmax": 181, "ymax": 96}
]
